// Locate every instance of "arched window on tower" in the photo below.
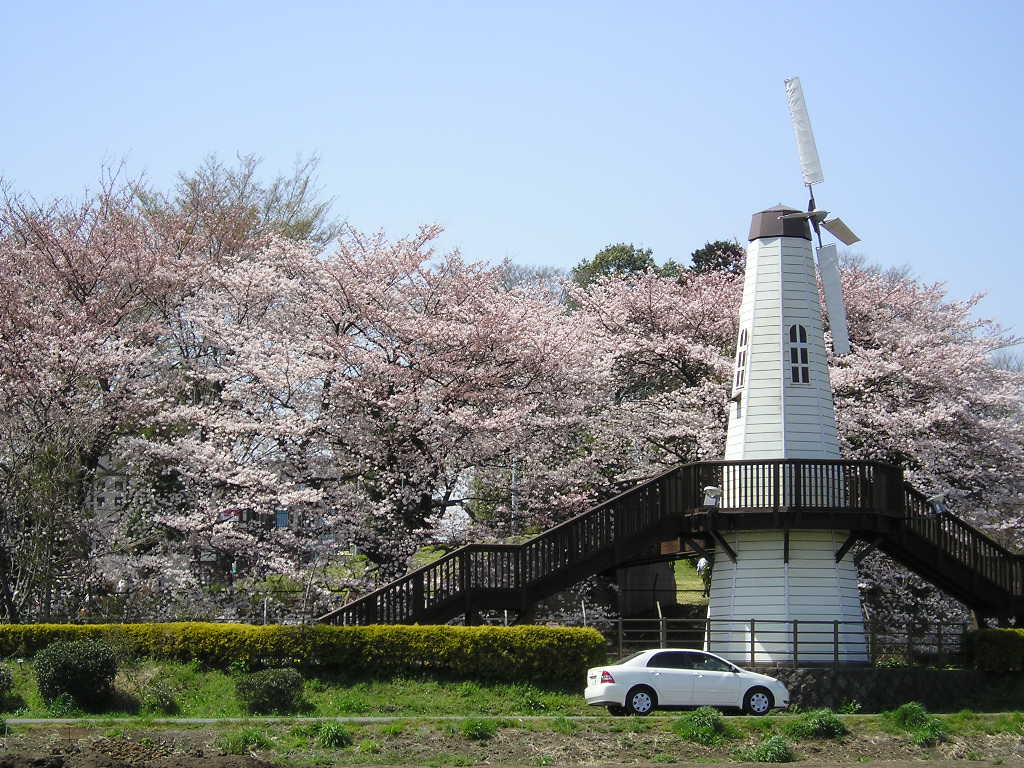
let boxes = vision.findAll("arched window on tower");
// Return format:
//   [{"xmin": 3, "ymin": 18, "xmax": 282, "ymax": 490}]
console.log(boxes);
[
  {"xmin": 788, "ymin": 324, "xmax": 809, "ymax": 384},
  {"xmin": 734, "ymin": 328, "xmax": 749, "ymax": 389},
  {"xmin": 732, "ymin": 328, "xmax": 749, "ymax": 418}
]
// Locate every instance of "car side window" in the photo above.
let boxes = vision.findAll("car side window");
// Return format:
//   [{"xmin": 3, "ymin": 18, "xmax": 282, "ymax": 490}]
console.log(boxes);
[
  {"xmin": 647, "ymin": 651, "xmax": 693, "ymax": 669},
  {"xmin": 693, "ymin": 654, "xmax": 733, "ymax": 672}
]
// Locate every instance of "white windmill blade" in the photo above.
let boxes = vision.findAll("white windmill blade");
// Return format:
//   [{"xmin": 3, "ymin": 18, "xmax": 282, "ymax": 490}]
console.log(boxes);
[
  {"xmin": 784, "ymin": 77, "xmax": 824, "ymax": 186},
  {"xmin": 821, "ymin": 217, "xmax": 860, "ymax": 246},
  {"xmin": 816, "ymin": 244, "xmax": 851, "ymax": 356},
  {"xmin": 779, "ymin": 209, "xmax": 829, "ymax": 222}
]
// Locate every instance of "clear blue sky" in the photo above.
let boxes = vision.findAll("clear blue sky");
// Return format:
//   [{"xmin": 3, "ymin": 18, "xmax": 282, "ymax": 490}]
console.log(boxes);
[{"xmin": 3, "ymin": 1, "xmax": 1022, "ymax": 350}]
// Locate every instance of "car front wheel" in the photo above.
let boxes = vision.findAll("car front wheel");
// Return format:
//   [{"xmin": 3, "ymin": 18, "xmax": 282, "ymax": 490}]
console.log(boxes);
[
  {"xmin": 625, "ymin": 686, "xmax": 657, "ymax": 716},
  {"xmin": 743, "ymin": 687, "xmax": 774, "ymax": 715}
]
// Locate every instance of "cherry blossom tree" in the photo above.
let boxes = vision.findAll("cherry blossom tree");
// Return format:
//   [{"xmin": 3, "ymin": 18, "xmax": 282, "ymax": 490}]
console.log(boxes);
[
  {"xmin": 120, "ymin": 226, "xmax": 606, "ymax": 616},
  {"xmin": 0, "ymin": 178, "xmax": 190, "ymax": 621},
  {"xmin": 832, "ymin": 259, "xmax": 1024, "ymax": 627}
]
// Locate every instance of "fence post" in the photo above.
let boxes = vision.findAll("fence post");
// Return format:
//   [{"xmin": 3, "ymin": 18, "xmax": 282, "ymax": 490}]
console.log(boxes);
[
  {"xmin": 617, "ymin": 619, "xmax": 624, "ymax": 658},
  {"xmin": 660, "ymin": 616, "xmax": 667, "ymax": 648},
  {"xmin": 792, "ymin": 620, "xmax": 799, "ymax": 666},
  {"xmin": 833, "ymin": 620, "xmax": 840, "ymax": 667},
  {"xmin": 936, "ymin": 622, "xmax": 944, "ymax": 667},
  {"xmin": 750, "ymin": 618, "xmax": 756, "ymax": 666},
  {"xmin": 906, "ymin": 621, "xmax": 913, "ymax": 664}
]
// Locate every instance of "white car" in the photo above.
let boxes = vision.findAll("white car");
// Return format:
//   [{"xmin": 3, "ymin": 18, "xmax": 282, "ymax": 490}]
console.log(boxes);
[{"xmin": 585, "ymin": 648, "xmax": 789, "ymax": 716}]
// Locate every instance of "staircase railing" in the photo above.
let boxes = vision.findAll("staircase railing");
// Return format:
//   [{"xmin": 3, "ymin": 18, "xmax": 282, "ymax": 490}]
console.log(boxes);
[
  {"xmin": 902, "ymin": 484, "xmax": 1024, "ymax": 596},
  {"xmin": 318, "ymin": 465, "xmax": 679, "ymax": 625},
  {"xmin": 318, "ymin": 459, "xmax": 1024, "ymax": 625}
]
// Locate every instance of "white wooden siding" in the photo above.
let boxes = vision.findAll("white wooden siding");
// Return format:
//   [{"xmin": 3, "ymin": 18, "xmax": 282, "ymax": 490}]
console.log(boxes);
[
  {"xmin": 725, "ymin": 235, "xmax": 841, "ymax": 461},
  {"xmin": 705, "ymin": 530, "xmax": 868, "ymax": 663}
]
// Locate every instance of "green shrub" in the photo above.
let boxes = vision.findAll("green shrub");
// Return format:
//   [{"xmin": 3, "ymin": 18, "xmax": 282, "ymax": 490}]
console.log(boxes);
[
  {"xmin": 0, "ymin": 664, "xmax": 12, "ymax": 700},
  {"xmin": 315, "ymin": 721, "xmax": 354, "ymax": 748},
  {"xmin": 235, "ymin": 667, "xmax": 304, "ymax": 714},
  {"xmin": 963, "ymin": 629, "xmax": 1024, "ymax": 671},
  {"xmin": 672, "ymin": 706, "xmax": 731, "ymax": 746},
  {"xmin": 215, "ymin": 726, "xmax": 272, "ymax": 754},
  {"xmin": 34, "ymin": 639, "xmax": 117, "ymax": 707},
  {"xmin": 0, "ymin": 622, "xmax": 604, "ymax": 685},
  {"xmin": 783, "ymin": 709, "xmax": 847, "ymax": 740},
  {"xmin": 460, "ymin": 717, "xmax": 498, "ymax": 741},
  {"xmin": 738, "ymin": 734, "xmax": 795, "ymax": 763}
]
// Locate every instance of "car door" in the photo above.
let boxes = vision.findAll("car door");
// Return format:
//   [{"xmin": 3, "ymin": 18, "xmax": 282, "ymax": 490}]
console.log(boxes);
[
  {"xmin": 689, "ymin": 652, "xmax": 742, "ymax": 706},
  {"xmin": 644, "ymin": 651, "xmax": 695, "ymax": 705}
]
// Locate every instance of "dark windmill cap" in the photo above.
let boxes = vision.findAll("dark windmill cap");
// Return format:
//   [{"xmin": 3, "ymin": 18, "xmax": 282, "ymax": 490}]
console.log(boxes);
[{"xmin": 749, "ymin": 205, "xmax": 811, "ymax": 241}]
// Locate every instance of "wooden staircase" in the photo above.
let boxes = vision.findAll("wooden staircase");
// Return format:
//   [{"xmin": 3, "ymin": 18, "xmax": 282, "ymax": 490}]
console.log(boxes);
[{"xmin": 316, "ymin": 459, "xmax": 1024, "ymax": 626}]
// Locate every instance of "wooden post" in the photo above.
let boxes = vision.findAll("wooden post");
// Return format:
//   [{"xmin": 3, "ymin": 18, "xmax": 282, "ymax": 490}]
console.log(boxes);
[
  {"xmin": 657, "ymin": 601, "xmax": 666, "ymax": 648},
  {"xmin": 937, "ymin": 622, "xmax": 944, "ymax": 667},
  {"xmin": 412, "ymin": 572, "xmax": 425, "ymax": 622},
  {"xmin": 461, "ymin": 550, "xmax": 472, "ymax": 623},
  {"xmin": 750, "ymin": 618, "xmax": 756, "ymax": 666},
  {"xmin": 793, "ymin": 620, "xmax": 799, "ymax": 666},
  {"xmin": 833, "ymin": 620, "xmax": 840, "ymax": 667},
  {"xmin": 617, "ymin": 619, "xmax": 624, "ymax": 658}
]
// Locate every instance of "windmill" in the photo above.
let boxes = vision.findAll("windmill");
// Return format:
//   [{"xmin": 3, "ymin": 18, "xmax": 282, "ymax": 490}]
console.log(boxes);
[
  {"xmin": 780, "ymin": 76, "xmax": 857, "ymax": 356},
  {"xmin": 707, "ymin": 77, "xmax": 870, "ymax": 664}
]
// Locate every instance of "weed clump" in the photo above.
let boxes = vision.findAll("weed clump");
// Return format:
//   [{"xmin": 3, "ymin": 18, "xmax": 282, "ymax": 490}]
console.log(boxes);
[
  {"xmin": 35, "ymin": 639, "xmax": 117, "ymax": 707},
  {"xmin": 782, "ymin": 708, "xmax": 847, "ymax": 739},
  {"xmin": 0, "ymin": 664, "xmax": 12, "ymax": 700},
  {"xmin": 215, "ymin": 726, "xmax": 272, "ymax": 754},
  {"xmin": 672, "ymin": 706, "xmax": 732, "ymax": 746},
  {"xmin": 138, "ymin": 670, "xmax": 180, "ymax": 714},
  {"xmin": 737, "ymin": 734, "xmax": 795, "ymax": 762},
  {"xmin": 883, "ymin": 702, "xmax": 947, "ymax": 747},
  {"xmin": 316, "ymin": 720, "xmax": 354, "ymax": 748},
  {"xmin": 460, "ymin": 717, "xmax": 498, "ymax": 740},
  {"xmin": 234, "ymin": 667, "xmax": 304, "ymax": 714}
]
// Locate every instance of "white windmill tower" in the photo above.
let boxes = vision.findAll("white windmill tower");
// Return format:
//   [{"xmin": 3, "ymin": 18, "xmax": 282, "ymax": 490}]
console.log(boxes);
[{"xmin": 705, "ymin": 77, "xmax": 868, "ymax": 663}]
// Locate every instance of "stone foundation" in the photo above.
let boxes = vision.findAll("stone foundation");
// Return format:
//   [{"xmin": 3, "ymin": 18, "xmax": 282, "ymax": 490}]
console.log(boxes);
[{"xmin": 752, "ymin": 666, "xmax": 1019, "ymax": 712}]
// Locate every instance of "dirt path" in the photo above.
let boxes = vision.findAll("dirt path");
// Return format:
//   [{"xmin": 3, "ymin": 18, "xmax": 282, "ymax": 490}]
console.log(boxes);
[{"xmin": 2, "ymin": 720, "xmax": 1024, "ymax": 767}]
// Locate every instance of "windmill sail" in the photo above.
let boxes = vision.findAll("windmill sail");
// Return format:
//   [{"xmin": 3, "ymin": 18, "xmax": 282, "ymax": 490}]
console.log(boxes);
[
  {"xmin": 821, "ymin": 217, "xmax": 860, "ymax": 246},
  {"xmin": 816, "ymin": 244, "xmax": 850, "ymax": 356},
  {"xmin": 784, "ymin": 77, "xmax": 824, "ymax": 186}
]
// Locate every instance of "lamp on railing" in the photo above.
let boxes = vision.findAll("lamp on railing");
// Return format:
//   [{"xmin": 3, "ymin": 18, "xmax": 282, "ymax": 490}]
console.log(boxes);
[
  {"xmin": 926, "ymin": 493, "xmax": 948, "ymax": 516},
  {"xmin": 703, "ymin": 486, "xmax": 723, "ymax": 508}
]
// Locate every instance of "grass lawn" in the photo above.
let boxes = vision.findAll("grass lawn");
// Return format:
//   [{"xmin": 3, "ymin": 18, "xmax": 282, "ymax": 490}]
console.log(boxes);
[
  {"xmin": 673, "ymin": 559, "xmax": 708, "ymax": 606},
  {"xmin": 3, "ymin": 659, "xmax": 592, "ymax": 719}
]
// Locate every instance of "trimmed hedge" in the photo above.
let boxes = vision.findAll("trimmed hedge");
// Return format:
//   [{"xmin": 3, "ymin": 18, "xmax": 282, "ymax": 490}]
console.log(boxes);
[
  {"xmin": 963, "ymin": 628, "xmax": 1024, "ymax": 671},
  {"xmin": 0, "ymin": 623, "xmax": 605, "ymax": 686}
]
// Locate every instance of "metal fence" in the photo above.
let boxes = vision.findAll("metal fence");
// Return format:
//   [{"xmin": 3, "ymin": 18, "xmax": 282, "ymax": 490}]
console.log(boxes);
[{"xmin": 602, "ymin": 617, "xmax": 969, "ymax": 668}]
